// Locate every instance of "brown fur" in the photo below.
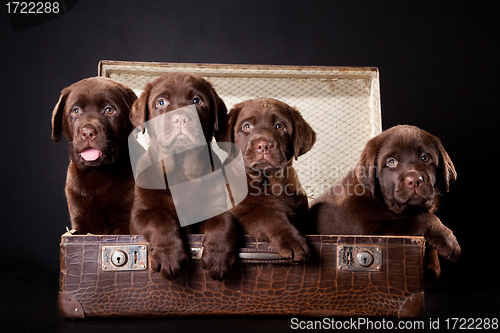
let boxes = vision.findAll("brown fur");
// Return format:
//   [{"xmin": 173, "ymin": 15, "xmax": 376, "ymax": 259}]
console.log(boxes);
[
  {"xmin": 311, "ymin": 125, "xmax": 460, "ymax": 281},
  {"xmin": 51, "ymin": 77, "xmax": 137, "ymax": 234},
  {"xmin": 220, "ymin": 98, "xmax": 316, "ymax": 261},
  {"xmin": 129, "ymin": 73, "xmax": 235, "ymax": 280}
]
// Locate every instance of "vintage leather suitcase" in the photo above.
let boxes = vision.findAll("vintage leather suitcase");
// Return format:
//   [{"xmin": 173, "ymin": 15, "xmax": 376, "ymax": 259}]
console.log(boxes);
[
  {"xmin": 59, "ymin": 232, "xmax": 425, "ymax": 318},
  {"xmin": 58, "ymin": 61, "xmax": 425, "ymax": 318}
]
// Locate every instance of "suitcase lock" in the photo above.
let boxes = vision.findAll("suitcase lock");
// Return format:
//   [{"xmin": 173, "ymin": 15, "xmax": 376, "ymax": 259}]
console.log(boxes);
[
  {"xmin": 101, "ymin": 245, "xmax": 148, "ymax": 271},
  {"xmin": 337, "ymin": 245, "xmax": 382, "ymax": 271},
  {"xmin": 111, "ymin": 250, "xmax": 127, "ymax": 267},
  {"xmin": 357, "ymin": 251, "xmax": 374, "ymax": 267}
]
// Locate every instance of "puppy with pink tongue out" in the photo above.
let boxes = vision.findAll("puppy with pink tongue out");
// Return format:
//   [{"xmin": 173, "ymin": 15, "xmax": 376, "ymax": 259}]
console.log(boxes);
[{"xmin": 51, "ymin": 77, "xmax": 137, "ymax": 234}]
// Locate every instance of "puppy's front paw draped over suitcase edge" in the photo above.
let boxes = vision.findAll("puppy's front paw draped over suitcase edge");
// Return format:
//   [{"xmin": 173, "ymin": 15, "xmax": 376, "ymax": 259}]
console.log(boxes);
[
  {"xmin": 199, "ymin": 213, "xmax": 238, "ymax": 280},
  {"xmin": 270, "ymin": 232, "xmax": 310, "ymax": 262},
  {"xmin": 150, "ymin": 242, "xmax": 189, "ymax": 280},
  {"xmin": 200, "ymin": 242, "xmax": 237, "ymax": 280},
  {"xmin": 428, "ymin": 226, "xmax": 461, "ymax": 262}
]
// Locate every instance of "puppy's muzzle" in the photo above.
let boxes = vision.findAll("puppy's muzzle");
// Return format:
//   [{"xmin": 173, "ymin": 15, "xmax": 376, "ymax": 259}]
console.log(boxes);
[
  {"xmin": 254, "ymin": 140, "xmax": 273, "ymax": 155},
  {"xmin": 172, "ymin": 112, "xmax": 190, "ymax": 129},
  {"xmin": 248, "ymin": 137, "xmax": 276, "ymax": 165},
  {"xmin": 80, "ymin": 124, "xmax": 98, "ymax": 142},
  {"xmin": 404, "ymin": 171, "xmax": 424, "ymax": 190}
]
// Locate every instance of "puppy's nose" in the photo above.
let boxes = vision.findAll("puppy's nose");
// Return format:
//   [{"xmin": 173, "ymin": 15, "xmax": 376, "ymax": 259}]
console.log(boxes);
[
  {"xmin": 255, "ymin": 140, "xmax": 273, "ymax": 154},
  {"xmin": 80, "ymin": 125, "xmax": 97, "ymax": 142},
  {"xmin": 405, "ymin": 172, "xmax": 424, "ymax": 189},
  {"xmin": 172, "ymin": 113, "xmax": 190, "ymax": 128}
]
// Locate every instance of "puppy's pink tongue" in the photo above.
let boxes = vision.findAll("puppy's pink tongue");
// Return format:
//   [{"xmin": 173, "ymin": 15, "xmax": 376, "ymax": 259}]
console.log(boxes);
[{"xmin": 80, "ymin": 148, "xmax": 101, "ymax": 161}]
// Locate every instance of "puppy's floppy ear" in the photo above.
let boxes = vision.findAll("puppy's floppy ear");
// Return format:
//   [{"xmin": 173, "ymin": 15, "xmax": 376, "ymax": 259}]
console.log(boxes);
[
  {"xmin": 431, "ymin": 135, "xmax": 457, "ymax": 193},
  {"xmin": 216, "ymin": 102, "xmax": 243, "ymax": 155},
  {"xmin": 51, "ymin": 87, "xmax": 70, "ymax": 143},
  {"xmin": 117, "ymin": 84, "xmax": 138, "ymax": 110},
  {"xmin": 355, "ymin": 135, "xmax": 381, "ymax": 196},
  {"xmin": 130, "ymin": 83, "xmax": 152, "ymax": 134},
  {"xmin": 211, "ymin": 89, "xmax": 228, "ymax": 137},
  {"xmin": 290, "ymin": 106, "xmax": 316, "ymax": 160}
]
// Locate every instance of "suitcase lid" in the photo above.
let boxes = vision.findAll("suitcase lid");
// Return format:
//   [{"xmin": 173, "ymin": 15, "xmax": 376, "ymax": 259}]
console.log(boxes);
[{"xmin": 98, "ymin": 61, "xmax": 382, "ymax": 200}]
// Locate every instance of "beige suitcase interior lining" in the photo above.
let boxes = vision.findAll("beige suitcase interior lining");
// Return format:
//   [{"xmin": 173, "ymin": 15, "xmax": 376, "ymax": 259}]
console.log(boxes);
[{"xmin": 99, "ymin": 61, "xmax": 382, "ymax": 200}]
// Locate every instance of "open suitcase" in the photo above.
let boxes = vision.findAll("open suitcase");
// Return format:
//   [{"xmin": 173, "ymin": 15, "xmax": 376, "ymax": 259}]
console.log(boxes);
[{"xmin": 59, "ymin": 61, "xmax": 425, "ymax": 318}]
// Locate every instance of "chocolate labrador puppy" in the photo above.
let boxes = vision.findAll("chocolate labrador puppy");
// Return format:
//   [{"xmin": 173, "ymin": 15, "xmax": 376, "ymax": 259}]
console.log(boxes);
[
  {"xmin": 51, "ymin": 77, "xmax": 137, "ymax": 234},
  {"xmin": 311, "ymin": 125, "xmax": 460, "ymax": 280},
  {"xmin": 220, "ymin": 97, "xmax": 316, "ymax": 261},
  {"xmin": 129, "ymin": 73, "xmax": 235, "ymax": 280}
]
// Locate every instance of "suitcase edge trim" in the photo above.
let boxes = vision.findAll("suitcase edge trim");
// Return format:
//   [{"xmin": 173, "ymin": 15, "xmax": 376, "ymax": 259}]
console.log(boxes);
[
  {"xmin": 59, "ymin": 292, "xmax": 85, "ymax": 319},
  {"xmin": 398, "ymin": 292, "xmax": 424, "ymax": 318}
]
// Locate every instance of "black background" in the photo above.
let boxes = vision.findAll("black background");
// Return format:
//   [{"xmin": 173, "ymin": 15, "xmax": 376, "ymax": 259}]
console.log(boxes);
[{"xmin": 1, "ymin": 1, "xmax": 499, "ymax": 332}]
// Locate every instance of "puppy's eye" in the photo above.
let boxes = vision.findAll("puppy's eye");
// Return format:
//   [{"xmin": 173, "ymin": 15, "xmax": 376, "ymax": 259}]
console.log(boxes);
[
  {"xmin": 275, "ymin": 122, "xmax": 286, "ymax": 131},
  {"xmin": 70, "ymin": 107, "xmax": 81, "ymax": 118},
  {"xmin": 386, "ymin": 158, "xmax": 398, "ymax": 168},
  {"xmin": 241, "ymin": 122, "xmax": 254, "ymax": 132},
  {"xmin": 156, "ymin": 98, "xmax": 167, "ymax": 109},
  {"xmin": 421, "ymin": 154, "xmax": 431, "ymax": 163},
  {"xmin": 192, "ymin": 96, "xmax": 202, "ymax": 105},
  {"xmin": 104, "ymin": 106, "xmax": 116, "ymax": 115}
]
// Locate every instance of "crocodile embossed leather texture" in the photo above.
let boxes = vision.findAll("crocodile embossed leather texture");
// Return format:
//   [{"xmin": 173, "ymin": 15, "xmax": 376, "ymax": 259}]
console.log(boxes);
[{"xmin": 59, "ymin": 234, "xmax": 424, "ymax": 318}]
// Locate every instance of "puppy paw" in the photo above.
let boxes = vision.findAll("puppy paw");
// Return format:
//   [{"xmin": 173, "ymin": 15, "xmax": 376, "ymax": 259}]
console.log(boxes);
[
  {"xmin": 150, "ymin": 242, "xmax": 189, "ymax": 280},
  {"xmin": 270, "ymin": 233, "xmax": 310, "ymax": 262},
  {"xmin": 441, "ymin": 235, "xmax": 461, "ymax": 262},
  {"xmin": 201, "ymin": 241, "xmax": 237, "ymax": 280},
  {"xmin": 430, "ymin": 231, "xmax": 461, "ymax": 262}
]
